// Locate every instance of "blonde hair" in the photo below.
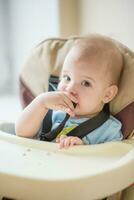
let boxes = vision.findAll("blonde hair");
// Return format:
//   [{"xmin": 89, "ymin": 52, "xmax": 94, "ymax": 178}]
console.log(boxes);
[{"xmin": 74, "ymin": 35, "xmax": 123, "ymax": 85}]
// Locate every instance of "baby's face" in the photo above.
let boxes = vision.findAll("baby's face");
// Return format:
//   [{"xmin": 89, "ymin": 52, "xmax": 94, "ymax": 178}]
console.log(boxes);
[{"xmin": 58, "ymin": 48, "xmax": 110, "ymax": 118}]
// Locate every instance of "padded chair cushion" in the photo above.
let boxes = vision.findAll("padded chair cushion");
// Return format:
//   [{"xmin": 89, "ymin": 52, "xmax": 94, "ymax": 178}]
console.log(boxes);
[{"xmin": 20, "ymin": 34, "xmax": 134, "ymax": 138}]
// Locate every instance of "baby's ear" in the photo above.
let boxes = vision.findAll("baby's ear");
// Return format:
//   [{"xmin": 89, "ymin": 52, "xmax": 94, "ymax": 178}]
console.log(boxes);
[{"xmin": 103, "ymin": 85, "xmax": 118, "ymax": 103}]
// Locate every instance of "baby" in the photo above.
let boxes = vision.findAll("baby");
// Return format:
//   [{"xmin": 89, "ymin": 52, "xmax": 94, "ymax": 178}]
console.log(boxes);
[{"xmin": 15, "ymin": 36, "xmax": 123, "ymax": 148}]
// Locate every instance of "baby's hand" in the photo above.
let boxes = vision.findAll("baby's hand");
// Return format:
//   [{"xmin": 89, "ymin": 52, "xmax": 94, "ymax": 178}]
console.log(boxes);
[
  {"xmin": 56, "ymin": 135, "xmax": 84, "ymax": 149},
  {"xmin": 40, "ymin": 91, "xmax": 78, "ymax": 117}
]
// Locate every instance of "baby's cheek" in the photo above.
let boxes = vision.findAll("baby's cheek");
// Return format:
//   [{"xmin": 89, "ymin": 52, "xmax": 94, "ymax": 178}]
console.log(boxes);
[{"xmin": 80, "ymin": 94, "xmax": 90, "ymax": 108}]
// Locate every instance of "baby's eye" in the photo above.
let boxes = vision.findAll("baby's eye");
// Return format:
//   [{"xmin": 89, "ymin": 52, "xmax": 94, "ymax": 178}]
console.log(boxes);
[
  {"xmin": 81, "ymin": 80, "xmax": 91, "ymax": 87},
  {"xmin": 63, "ymin": 75, "xmax": 71, "ymax": 82}
]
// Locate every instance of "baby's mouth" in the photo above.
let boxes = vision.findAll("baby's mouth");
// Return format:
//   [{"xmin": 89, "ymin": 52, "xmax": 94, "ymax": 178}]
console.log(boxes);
[
  {"xmin": 72, "ymin": 102, "xmax": 77, "ymax": 109},
  {"xmin": 72, "ymin": 102, "xmax": 79, "ymax": 117}
]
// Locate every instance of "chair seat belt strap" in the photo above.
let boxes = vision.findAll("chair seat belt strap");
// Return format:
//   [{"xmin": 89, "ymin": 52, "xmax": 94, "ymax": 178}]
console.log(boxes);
[{"xmin": 40, "ymin": 104, "xmax": 110, "ymax": 141}]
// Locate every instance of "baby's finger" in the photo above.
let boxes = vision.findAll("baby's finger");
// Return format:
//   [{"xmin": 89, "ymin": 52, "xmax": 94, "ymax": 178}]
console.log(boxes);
[
  {"xmin": 64, "ymin": 137, "xmax": 72, "ymax": 149},
  {"xmin": 65, "ymin": 108, "xmax": 75, "ymax": 117},
  {"xmin": 59, "ymin": 135, "xmax": 67, "ymax": 140},
  {"xmin": 55, "ymin": 104, "xmax": 74, "ymax": 116},
  {"xmin": 70, "ymin": 138, "xmax": 77, "ymax": 146},
  {"xmin": 66, "ymin": 93, "xmax": 78, "ymax": 105},
  {"xmin": 70, "ymin": 137, "xmax": 83, "ymax": 146},
  {"xmin": 62, "ymin": 95, "xmax": 75, "ymax": 111},
  {"xmin": 59, "ymin": 135, "xmax": 67, "ymax": 148},
  {"xmin": 59, "ymin": 139, "xmax": 65, "ymax": 149}
]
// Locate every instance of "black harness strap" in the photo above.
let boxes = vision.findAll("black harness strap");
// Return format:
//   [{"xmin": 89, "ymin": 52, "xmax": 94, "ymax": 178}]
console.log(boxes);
[
  {"xmin": 40, "ymin": 75, "xmax": 59, "ymax": 141},
  {"xmin": 40, "ymin": 104, "xmax": 110, "ymax": 141},
  {"xmin": 67, "ymin": 103, "xmax": 109, "ymax": 139},
  {"xmin": 40, "ymin": 112, "xmax": 70, "ymax": 141},
  {"xmin": 41, "ymin": 109, "xmax": 52, "ymax": 134}
]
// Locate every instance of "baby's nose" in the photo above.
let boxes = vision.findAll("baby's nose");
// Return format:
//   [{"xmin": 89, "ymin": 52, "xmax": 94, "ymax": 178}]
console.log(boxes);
[
  {"xmin": 68, "ymin": 90, "xmax": 77, "ymax": 97},
  {"xmin": 66, "ymin": 84, "xmax": 77, "ymax": 97}
]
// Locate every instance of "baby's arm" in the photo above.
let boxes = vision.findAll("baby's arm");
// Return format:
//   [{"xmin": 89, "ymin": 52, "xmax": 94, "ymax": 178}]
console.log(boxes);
[
  {"xmin": 15, "ymin": 91, "xmax": 77, "ymax": 138},
  {"xmin": 15, "ymin": 93, "xmax": 48, "ymax": 138}
]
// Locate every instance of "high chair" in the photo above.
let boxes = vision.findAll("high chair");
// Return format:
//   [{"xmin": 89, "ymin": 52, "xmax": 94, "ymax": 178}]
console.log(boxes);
[{"xmin": 0, "ymin": 34, "xmax": 134, "ymax": 200}]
